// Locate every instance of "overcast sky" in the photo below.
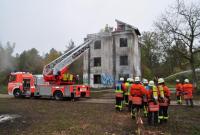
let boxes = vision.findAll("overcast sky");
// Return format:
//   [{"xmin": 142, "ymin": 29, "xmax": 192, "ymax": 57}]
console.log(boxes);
[{"xmin": 0, "ymin": 0, "xmax": 178, "ymax": 54}]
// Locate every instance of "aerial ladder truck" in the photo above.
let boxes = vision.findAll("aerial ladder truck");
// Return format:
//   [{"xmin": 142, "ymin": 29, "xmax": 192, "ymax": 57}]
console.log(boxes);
[{"xmin": 8, "ymin": 39, "xmax": 92, "ymax": 100}]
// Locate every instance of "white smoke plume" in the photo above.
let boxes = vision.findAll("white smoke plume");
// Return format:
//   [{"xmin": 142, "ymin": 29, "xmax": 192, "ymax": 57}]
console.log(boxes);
[{"xmin": 0, "ymin": 42, "xmax": 16, "ymax": 72}]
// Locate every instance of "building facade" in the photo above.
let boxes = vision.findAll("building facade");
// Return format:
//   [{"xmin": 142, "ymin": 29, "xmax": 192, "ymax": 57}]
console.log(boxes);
[{"xmin": 83, "ymin": 20, "xmax": 141, "ymax": 88}]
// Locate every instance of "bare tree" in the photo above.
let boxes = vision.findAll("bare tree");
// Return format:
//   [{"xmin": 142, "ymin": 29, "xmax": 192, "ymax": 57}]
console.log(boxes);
[
  {"xmin": 65, "ymin": 39, "xmax": 75, "ymax": 53},
  {"xmin": 155, "ymin": 0, "xmax": 200, "ymax": 87}
]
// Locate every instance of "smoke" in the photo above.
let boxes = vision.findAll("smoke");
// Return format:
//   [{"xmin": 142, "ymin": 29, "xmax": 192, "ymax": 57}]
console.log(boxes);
[{"xmin": 0, "ymin": 42, "xmax": 16, "ymax": 72}]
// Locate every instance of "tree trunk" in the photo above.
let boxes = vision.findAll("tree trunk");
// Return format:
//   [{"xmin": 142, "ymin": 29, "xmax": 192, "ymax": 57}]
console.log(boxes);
[{"xmin": 190, "ymin": 58, "xmax": 197, "ymax": 89}]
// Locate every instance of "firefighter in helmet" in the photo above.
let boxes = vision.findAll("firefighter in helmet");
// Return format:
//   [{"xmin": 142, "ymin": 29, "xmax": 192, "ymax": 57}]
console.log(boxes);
[
  {"xmin": 182, "ymin": 79, "xmax": 194, "ymax": 107},
  {"xmin": 142, "ymin": 79, "xmax": 149, "ymax": 117},
  {"xmin": 157, "ymin": 78, "xmax": 171, "ymax": 123},
  {"xmin": 124, "ymin": 78, "xmax": 131, "ymax": 106},
  {"xmin": 147, "ymin": 80, "xmax": 159, "ymax": 125},
  {"xmin": 130, "ymin": 77, "xmax": 147, "ymax": 118},
  {"xmin": 115, "ymin": 77, "xmax": 125, "ymax": 111},
  {"xmin": 128, "ymin": 78, "xmax": 134, "ymax": 111},
  {"xmin": 175, "ymin": 79, "xmax": 183, "ymax": 104}
]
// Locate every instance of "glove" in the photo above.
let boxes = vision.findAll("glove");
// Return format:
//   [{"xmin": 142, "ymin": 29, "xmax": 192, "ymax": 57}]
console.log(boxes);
[
  {"xmin": 166, "ymin": 97, "xmax": 170, "ymax": 105},
  {"xmin": 154, "ymin": 100, "xmax": 158, "ymax": 105}
]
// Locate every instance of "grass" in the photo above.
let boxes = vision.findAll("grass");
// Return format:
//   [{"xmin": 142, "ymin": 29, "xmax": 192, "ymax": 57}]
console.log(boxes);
[
  {"xmin": 0, "ymin": 85, "xmax": 7, "ymax": 94},
  {"xmin": 0, "ymin": 98, "xmax": 133, "ymax": 135},
  {"xmin": 90, "ymin": 91, "xmax": 107, "ymax": 98},
  {"xmin": 0, "ymin": 94, "xmax": 200, "ymax": 135}
]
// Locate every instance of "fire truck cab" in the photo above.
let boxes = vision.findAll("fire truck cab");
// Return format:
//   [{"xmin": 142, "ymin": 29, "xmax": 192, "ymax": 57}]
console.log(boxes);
[
  {"xmin": 8, "ymin": 72, "xmax": 90, "ymax": 100},
  {"xmin": 8, "ymin": 72, "xmax": 34, "ymax": 97}
]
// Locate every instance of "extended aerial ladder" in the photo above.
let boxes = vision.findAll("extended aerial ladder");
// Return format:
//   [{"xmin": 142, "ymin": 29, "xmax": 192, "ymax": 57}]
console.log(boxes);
[{"xmin": 43, "ymin": 39, "xmax": 93, "ymax": 85}]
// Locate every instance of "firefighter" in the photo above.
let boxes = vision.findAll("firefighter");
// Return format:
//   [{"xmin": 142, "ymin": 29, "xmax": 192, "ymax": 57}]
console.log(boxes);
[
  {"xmin": 124, "ymin": 78, "xmax": 131, "ymax": 105},
  {"xmin": 147, "ymin": 80, "xmax": 159, "ymax": 125},
  {"xmin": 182, "ymin": 79, "xmax": 194, "ymax": 107},
  {"xmin": 130, "ymin": 77, "xmax": 147, "ymax": 118},
  {"xmin": 128, "ymin": 78, "xmax": 134, "ymax": 111},
  {"xmin": 157, "ymin": 78, "xmax": 171, "ymax": 123},
  {"xmin": 62, "ymin": 73, "xmax": 68, "ymax": 81},
  {"xmin": 175, "ymin": 79, "xmax": 183, "ymax": 104},
  {"xmin": 142, "ymin": 79, "xmax": 149, "ymax": 117},
  {"xmin": 143, "ymin": 79, "xmax": 150, "ymax": 90},
  {"xmin": 115, "ymin": 77, "xmax": 124, "ymax": 111}
]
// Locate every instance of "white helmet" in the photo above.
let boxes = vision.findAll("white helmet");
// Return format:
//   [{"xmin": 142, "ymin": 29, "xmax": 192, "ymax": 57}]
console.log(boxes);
[
  {"xmin": 149, "ymin": 80, "xmax": 155, "ymax": 86},
  {"xmin": 184, "ymin": 79, "xmax": 189, "ymax": 83},
  {"xmin": 130, "ymin": 78, "xmax": 134, "ymax": 83},
  {"xmin": 176, "ymin": 79, "xmax": 180, "ymax": 83},
  {"xmin": 127, "ymin": 78, "xmax": 131, "ymax": 82},
  {"xmin": 135, "ymin": 77, "xmax": 140, "ymax": 82},
  {"xmin": 158, "ymin": 78, "xmax": 164, "ymax": 84},
  {"xmin": 119, "ymin": 77, "xmax": 124, "ymax": 81},
  {"xmin": 143, "ymin": 79, "xmax": 148, "ymax": 84}
]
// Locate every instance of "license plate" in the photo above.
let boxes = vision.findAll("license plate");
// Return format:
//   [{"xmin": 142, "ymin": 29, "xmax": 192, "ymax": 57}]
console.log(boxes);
[{"xmin": 80, "ymin": 88, "xmax": 86, "ymax": 92}]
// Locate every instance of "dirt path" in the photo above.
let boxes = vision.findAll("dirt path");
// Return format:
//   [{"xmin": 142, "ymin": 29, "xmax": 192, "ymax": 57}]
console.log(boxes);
[
  {"xmin": 0, "ymin": 94, "xmax": 11, "ymax": 98},
  {"xmin": 81, "ymin": 91, "xmax": 200, "ymax": 106},
  {"xmin": 80, "ymin": 98, "xmax": 200, "ymax": 106},
  {"xmin": 1, "ymin": 92, "xmax": 200, "ymax": 106}
]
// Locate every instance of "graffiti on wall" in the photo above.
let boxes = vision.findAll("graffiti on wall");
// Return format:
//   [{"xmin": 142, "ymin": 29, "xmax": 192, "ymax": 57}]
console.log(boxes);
[
  {"xmin": 101, "ymin": 73, "xmax": 114, "ymax": 86},
  {"xmin": 83, "ymin": 73, "xmax": 114, "ymax": 86},
  {"xmin": 83, "ymin": 74, "xmax": 88, "ymax": 84}
]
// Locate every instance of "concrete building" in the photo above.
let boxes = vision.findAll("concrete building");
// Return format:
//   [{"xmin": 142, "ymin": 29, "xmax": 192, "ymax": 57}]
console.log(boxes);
[{"xmin": 83, "ymin": 20, "xmax": 141, "ymax": 88}]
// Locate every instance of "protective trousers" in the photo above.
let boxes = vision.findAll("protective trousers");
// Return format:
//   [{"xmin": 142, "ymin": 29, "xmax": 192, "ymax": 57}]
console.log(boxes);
[
  {"xmin": 115, "ymin": 97, "xmax": 123, "ymax": 110},
  {"xmin": 143, "ymin": 101, "xmax": 148, "ymax": 117},
  {"xmin": 131, "ymin": 104, "xmax": 142, "ymax": 117},
  {"xmin": 177, "ymin": 95, "xmax": 182, "ymax": 104},
  {"xmin": 185, "ymin": 99, "xmax": 194, "ymax": 107},
  {"xmin": 148, "ymin": 111, "xmax": 158, "ymax": 125},
  {"xmin": 159, "ymin": 106, "xmax": 168, "ymax": 123},
  {"xmin": 124, "ymin": 94, "xmax": 129, "ymax": 105}
]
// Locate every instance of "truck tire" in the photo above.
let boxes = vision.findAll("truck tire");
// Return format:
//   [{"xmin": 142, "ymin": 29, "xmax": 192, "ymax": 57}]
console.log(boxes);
[
  {"xmin": 81, "ymin": 92, "xmax": 86, "ymax": 97},
  {"xmin": 54, "ymin": 91, "xmax": 63, "ymax": 101},
  {"xmin": 13, "ymin": 89, "xmax": 22, "ymax": 98}
]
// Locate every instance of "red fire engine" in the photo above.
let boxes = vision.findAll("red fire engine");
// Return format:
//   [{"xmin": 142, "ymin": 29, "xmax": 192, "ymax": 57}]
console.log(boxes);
[{"xmin": 7, "ymin": 40, "xmax": 92, "ymax": 100}]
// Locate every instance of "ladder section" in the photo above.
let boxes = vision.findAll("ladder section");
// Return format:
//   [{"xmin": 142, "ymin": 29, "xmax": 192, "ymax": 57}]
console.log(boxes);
[
  {"xmin": 53, "ymin": 40, "xmax": 92, "ymax": 75},
  {"xmin": 43, "ymin": 39, "xmax": 92, "ymax": 77}
]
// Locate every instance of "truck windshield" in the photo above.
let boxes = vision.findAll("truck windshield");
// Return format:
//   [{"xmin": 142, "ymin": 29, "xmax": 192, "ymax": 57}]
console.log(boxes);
[{"xmin": 9, "ymin": 75, "xmax": 16, "ymax": 82}]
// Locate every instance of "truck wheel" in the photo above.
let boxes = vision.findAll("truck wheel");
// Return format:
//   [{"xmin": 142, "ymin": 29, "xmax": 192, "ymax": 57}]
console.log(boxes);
[
  {"xmin": 13, "ymin": 89, "xmax": 22, "ymax": 98},
  {"xmin": 54, "ymin": 91, "xmax": 63, "ymax": 100},
  {"xmin": 81, "ymin": 92, "xmax": 86, "ymax": 97}
]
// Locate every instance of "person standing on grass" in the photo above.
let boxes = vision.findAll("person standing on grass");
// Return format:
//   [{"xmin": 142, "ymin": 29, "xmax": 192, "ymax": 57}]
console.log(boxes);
[
  {"xmin": 142, "ymin": 79, "xmax": 149, "ymax": 117},
  {"xmin": 115, "ymin": 77, "xmax": 125, "ymax": 111},
  {"xmin": 130, "ymin": 77, "xmax": 147, "ymax": 118},
  {"xmin": 124, "ymin": 78, "xmax": 131, "ymax": 106},
  {"xmin": 128, "ymin": 78, "xmax": 134, "ymax": 111},
  {"xmin": 157, "ymin": 78, "xmax": 171, "ymax": 123},
  {"xmin": 175, "ymin": 79, "xmax": 183, "ymax": 104},
  {"xmin": 147, "ymin": 80, "xmax": 159, "ymax": 125},
  {"xmin": 183, "ymin": 79, "xmax": 194, "ymax": 107}
]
